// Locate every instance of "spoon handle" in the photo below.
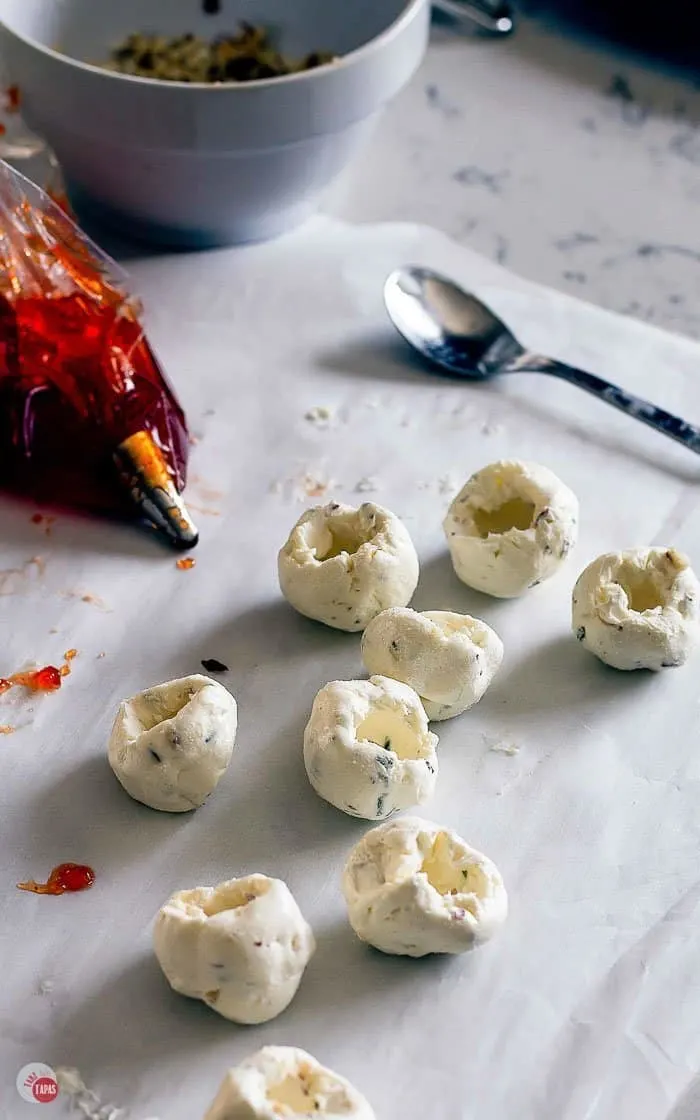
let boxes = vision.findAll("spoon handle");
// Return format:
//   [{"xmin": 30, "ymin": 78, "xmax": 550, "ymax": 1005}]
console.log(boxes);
[
  {"xmin": 513, "ymin": 353, "xmax": 700, "ymax": 455},
  {"xmin": 432, "ymin": 0, "xmax": 515, "ymax": 34}
]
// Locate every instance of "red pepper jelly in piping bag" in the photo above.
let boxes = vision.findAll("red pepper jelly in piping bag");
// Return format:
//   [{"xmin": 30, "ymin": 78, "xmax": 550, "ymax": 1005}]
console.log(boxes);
[{"xmin": 0, "ymin": 160, "xmax": 197, "ymax": 548}]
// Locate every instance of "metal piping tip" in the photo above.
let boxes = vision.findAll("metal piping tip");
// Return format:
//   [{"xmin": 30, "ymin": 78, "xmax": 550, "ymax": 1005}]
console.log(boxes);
[{"xmin": 115, "ymin": 430, "xmax": 199, "ymax": 550}]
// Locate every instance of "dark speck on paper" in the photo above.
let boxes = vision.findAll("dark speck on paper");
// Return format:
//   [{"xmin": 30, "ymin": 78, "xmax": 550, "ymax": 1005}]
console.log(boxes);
[{"xmin": 202, "ymin": 658, "xmax": 229, "ymax": 673}]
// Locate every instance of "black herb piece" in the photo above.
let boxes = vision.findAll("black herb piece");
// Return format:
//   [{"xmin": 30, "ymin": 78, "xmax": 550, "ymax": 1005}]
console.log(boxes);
[
  {"xmin": 576, "ymin": 626, "xmax": 586, "ymax": 641},
  {"xmin": 425, "ymin": 761, "xmax": 435, "ymax": 774},
  {"xmin": 376, "ymin": 795, "xmax": 385, "ymax": 816},
  {"xmin": 149, "ymin": 748, "xmax": 162, "ymax": 763},
  {"xmin": 202, "ymin": 658, "xmax": 229, "ymax": 673},
  {"xmin": 383, "ymin": 737, "xmax": 391, "ymax": 750}
]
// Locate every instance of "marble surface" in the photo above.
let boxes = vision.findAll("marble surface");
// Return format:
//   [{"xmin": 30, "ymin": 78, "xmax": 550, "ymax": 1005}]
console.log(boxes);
[{"xmin": 329, "ymin": 15, "xmax": 700, "ymax": 340}]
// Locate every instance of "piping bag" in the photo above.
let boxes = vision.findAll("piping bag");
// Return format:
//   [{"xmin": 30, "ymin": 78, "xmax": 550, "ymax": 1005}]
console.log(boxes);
[{"xmin": 0, "ymin": 159, "xmax": 198, "ymax": 549}]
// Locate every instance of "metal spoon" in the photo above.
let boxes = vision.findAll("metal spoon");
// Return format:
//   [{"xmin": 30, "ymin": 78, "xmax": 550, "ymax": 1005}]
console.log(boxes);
[
  {"xmin": 384, "ymin": 266, "xmax": 700, "ymax": 454},
  {"xmin": 432, "ymin": 0, "xmax": 515, "ymax": 35}
]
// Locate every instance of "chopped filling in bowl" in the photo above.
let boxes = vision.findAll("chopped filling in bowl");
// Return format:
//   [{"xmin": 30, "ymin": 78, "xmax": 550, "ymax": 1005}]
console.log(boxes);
[{"xmin": 101, "ymin": 24, "xmax": 336, "ymax": 83}]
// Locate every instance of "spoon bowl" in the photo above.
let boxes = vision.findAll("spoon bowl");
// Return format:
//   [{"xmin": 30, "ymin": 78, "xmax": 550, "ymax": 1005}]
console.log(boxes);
[
  {"xmin": 384, "ymin": 265, "xmax": 700, "ymax": 455},
  {"xmin": 385, "ymin": 266, "xmax": 516, "ymax": 377}
]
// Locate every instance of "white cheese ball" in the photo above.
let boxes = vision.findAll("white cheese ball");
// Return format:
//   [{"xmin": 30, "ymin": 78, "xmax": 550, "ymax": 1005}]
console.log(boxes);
[
  {"xmin": 444, "ymin": 459, "xmax": 578, "ymax": 598},
  {"xmin": 572, "ymin": 547, "xmax": 700, "ymax": 671},
  {"xmin": 303, "ymin": 676, "xmax": 438, "ymax": 820},
  {"xmin": 342, "ymin": 817, "xmax": 507, "ymax": 957},
  {"xmin": 278, "ymin": 501, "xmax": 419, "ymax": 632},
  {"xmin": 108, "ymin": 675, "xmax": 237, "ymax": 813},
  {"xmin": 153, "ymin": 875, "xmax": 315, "ymax": 1025},
  {"xmin": 204, "ymin": 1046, "xmax": 376, "ymax": 1120},
  {"xmin": 361, "ymin": 607, "xmax": 503, "ymax": 721}
]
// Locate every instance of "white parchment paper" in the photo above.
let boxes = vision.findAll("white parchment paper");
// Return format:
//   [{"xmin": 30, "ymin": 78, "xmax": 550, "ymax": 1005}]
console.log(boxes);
[{"xmin": 2, "ymin": 217, "xmax": 700, "ymax": 1120}]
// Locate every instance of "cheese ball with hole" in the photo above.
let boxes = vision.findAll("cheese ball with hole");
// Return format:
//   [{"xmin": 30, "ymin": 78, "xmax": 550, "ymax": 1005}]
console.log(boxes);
[
  {"xmin": 443, "ymin": 460, "xmax": 578, "ymax": 598},
  {"xmin": 153, "ymin": 875, "xmax": 315, "ymax": 1025},
  {"xmin": 361, "ymin": 607, "xmax": 503, "ymax": 720},
  {"xmin": 342, "ymin": 817, "xmax": 507, "ymax": 957},
  {"xmin": 204, "ymin": 1046, "xmax": 376, "ymax": 1120},
  {"xmin": 303, "ymin": 676, "xmax": 438, "ymax": 819},
  {"xmin": 572, "ymin": 547, "xmax": 700, "ymax": 670},
  {"xmin": 108, "ymin": 675, "xmax": 237, "ymax": 812},
  {"xmin": 278, "ymin": 501, "xmax": 419, "ymax": 631}
]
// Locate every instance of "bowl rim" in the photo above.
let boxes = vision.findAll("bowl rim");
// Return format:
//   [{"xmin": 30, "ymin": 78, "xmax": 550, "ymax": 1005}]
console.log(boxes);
[{"xmin": 0, "ymin": 0, "xmax": 427, "ymax": 91}]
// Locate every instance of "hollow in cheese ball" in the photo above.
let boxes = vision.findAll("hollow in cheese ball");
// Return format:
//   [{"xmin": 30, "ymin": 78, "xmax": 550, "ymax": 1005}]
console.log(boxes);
[
  {"xmin": 303, "ymin": 676, "xmax": 438, "ymax": 820},
  {"xmin": 153, "ymin": 875, "xmax": 315, "ymax": 1025},
  {"xmin": 278, "ymin": 501, "xmax": 419, "ymax": 632},
  {"xmin": 443, "ymin": 460, "xmax": 578, "ymax": 598},
  {"xmin": 203, "ymin": 1046, "xmax": 376, "ymax": 1120},
  {"xmin": 361, "ymin": 607, "xmax": 503, "ymax": 720},
  {"xmin": 572, "ymin": 547, "xmax": 700, "ymax": 671},
  {"xmin": 108, "ymin": 674, "xmax": 237, "ymax": 812},
  {"xmin": 342, "ymin": 817, "xmax": 507, "ymax": 957}
]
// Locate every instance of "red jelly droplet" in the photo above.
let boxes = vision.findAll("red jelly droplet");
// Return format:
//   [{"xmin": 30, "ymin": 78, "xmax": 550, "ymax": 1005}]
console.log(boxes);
[
  {"xmin": 176, "ymin": 557, "xmax": 196, "ymax": 570},
  {"xmin": 33, "ymin": 665, "xmax": 62, "ymax": 691},
  {"xmin": 17, "ymin": 862, "xmax": 95, "ymax": 895}
]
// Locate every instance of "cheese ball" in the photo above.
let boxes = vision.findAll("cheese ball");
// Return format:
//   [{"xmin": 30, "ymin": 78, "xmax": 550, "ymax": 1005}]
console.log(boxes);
[
  {"xmin": 342, "ymin": 817, "xmax": 507, "ymax": 957},
  {"xmin": 572, "ymin": 547, "xmax": 700, "ymax": 671},
  {"xmin": 278, "ymin": 501, "xmax": 419, "ymax": 632},
  {"xmin": 444, "ymin": 460, "xmax": 578, "ymax": 598},
  {"xmin": 153, "ymin": 875, "xmax": 315, "ymax": 1025},
  {"xmin": 204, "ymin": 1046, "xmax": 376, "ymax": 1120},
  {"xmin": 108, "ymin": 675, "xmax": 237, "ymax": 812},
  {"xmin": 303, "ymin": 676, "xmax": 438, "ymax": 820},
  {"xmin": 361, "ymin": 607, "xmax": 503, "ymax": 721}
]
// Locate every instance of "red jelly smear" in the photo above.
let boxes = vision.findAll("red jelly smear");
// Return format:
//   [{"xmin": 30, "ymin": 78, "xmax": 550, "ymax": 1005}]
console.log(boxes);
[
  {"xmin": 0, "ymin": 292, "xmax": 189, "ymax": 515},
  {"xmin": 17, "ymin": 862, "xmax": 95, "ymax": 895},
  {"xmin": 10, "ymin": 665, "xmax": 62, "ymax": 692}
]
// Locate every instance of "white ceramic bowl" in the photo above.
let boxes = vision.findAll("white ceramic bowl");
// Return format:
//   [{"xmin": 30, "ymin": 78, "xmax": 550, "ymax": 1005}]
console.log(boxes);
[{"xmin": 0, "ymin": 0, "xmax": 428, "ymax": 246}]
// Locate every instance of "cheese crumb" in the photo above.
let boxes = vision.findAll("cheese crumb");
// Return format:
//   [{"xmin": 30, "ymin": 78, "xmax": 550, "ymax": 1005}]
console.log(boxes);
[{"xmin": 305, "ymin": 405, "xmax": 334, "ymax": 426}]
